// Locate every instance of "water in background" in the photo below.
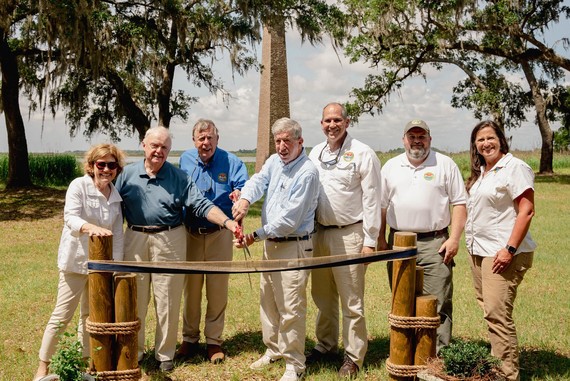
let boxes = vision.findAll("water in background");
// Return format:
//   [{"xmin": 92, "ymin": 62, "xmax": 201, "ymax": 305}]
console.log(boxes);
[{"xmin": 124, "ymin": 156, "xmax": 256, "ymax": 164}]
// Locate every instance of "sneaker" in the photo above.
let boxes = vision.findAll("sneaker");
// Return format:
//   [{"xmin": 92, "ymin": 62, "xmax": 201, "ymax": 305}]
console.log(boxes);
[
  {"xmin": 207, "ymin": 344, "xmax": 225, "ymax": 364},
  {"xmin": 338, "ymin": 355, "xmax": 359, "ymax": 378},
  {"xmin": 249, "ymin": 354, "xmax": 277, "ymax": 370},
  {"xmin": 159, "ymin": 360, "xmax": 174, "ymax": 372},
  {"xmin": 279, "ymin": 368, "xmax": 305, "ymax": 381},
  {"xmin": 175, "ymin": 341, "xmax": 201, "ymax": 360}
]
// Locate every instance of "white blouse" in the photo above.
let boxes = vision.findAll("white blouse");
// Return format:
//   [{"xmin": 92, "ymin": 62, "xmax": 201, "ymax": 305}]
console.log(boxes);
[
  {"xmin": 465, "ymin": 153, "xmax": 537, "ymax": 257},
  {"xmin": 57, "ymin": 175, "xmax": 124, "ymax": 274}
]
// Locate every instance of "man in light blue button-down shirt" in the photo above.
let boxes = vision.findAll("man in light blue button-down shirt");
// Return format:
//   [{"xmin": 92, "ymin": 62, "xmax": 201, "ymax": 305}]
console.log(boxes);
[{"xmin": 232, "ymin": 118, "xmax": 319, "ymax": 381}]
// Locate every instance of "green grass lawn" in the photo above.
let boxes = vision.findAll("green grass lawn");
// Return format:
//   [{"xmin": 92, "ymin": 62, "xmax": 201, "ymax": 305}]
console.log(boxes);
[{"xmin": 0, "ymin": 153, "xmax": 569, "ymax": 380}]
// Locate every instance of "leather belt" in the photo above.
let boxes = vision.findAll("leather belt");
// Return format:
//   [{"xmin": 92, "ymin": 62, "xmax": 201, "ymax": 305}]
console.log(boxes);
[
  {"xmin": 129, "ymin": 223, "xmax": 182, "ymax": 234},
  {"xmin": 188, "ymin": 226, "xmax": 223, "ymax": 235},
  {"xmin": 267, "ymin": 235, "xmax": 311, "ymax": 242},
  {"xmin": 391, "ymin": 227, "xmax": 448, "ymax": 240},
  {"xmin": 320, "ymin": 220, "xmax": 363, "ymax": 229}
]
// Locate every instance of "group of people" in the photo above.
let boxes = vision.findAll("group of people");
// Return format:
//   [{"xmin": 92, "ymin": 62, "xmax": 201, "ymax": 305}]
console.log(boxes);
[{"xmin": 33, "ymin": 102, "xmax": 535, "ymax": 381}]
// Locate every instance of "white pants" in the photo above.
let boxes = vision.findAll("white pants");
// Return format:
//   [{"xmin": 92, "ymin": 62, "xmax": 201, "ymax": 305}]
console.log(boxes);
[
  {"xmin": 311, "ymin": 223, "xmax": 368, "ymax": 368},
  {"xmin": 39, "ymin": 271, "xmax": 90, "ymax": 362},
  {"xmin": 260, "ymin": 239, "xmax": 312, "ymax": 373},
  {"xmin": 124, "ymin": 226, "xmax": 186, "ymax": 362}
]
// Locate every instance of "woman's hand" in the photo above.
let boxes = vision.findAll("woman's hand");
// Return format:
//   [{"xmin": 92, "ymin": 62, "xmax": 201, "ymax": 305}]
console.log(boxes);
[
  {"xmin": 81, "ymin": 223, "xmax": 112, "ymax": 236},
  {"xmin": 492, "ymin": 248, "xmax": 513, "ymax": 273}
]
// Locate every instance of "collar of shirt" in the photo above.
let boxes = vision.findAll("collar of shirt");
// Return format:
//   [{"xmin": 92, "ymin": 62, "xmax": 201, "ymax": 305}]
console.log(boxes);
[
  {"xmin": 480, "ymin": 152, "xmax": 513, "ymax": 175},
  {"xmin": 281, "ymin": 147, "xmax": 307, "ymax": 173},
  {"xmin": 138, "ymin": 159, "xmax": 171, "ymax": 180},
  {"xmin": 399, "ymin": 149, "xmax": 435, "ymax": 169}
]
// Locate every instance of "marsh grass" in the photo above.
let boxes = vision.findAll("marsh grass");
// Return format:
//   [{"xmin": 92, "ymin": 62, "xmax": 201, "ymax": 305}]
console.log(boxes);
[
  {"xmin": 0, "ymin": 151, "xmax": 569, "ymax": 380},
  {"xmin": 0, "ymin": 154, "xmax": 80, "ymax": 187}
]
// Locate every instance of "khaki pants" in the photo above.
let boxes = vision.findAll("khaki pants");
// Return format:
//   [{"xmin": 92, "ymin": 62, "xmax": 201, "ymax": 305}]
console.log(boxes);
[
  {"xmin": 39, "ymin": 271, "xmax": 90, "ymax": 362},
  {"xmin": 311, "ymin": 223, "xmax": 367, "ymax": 368},
  {"xmin": 469, "ymin": 252, "xmax": 534, "ymax": 381},
  {"xmin": 124, "ymin": 226, "xmax": 186, "ymax": 362},
  {"xmin": 182, "ymin": 229, "xmax": 233, "ymax": 345},
  {"xmin": 260, "ymin": 239, "xmax": 312, "ymax": 373}
]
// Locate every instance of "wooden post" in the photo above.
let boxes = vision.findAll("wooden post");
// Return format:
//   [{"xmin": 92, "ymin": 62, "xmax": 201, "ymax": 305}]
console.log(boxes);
[
  {"xmin": 389, "ymin": 232, "xmax": 417, "ymax": 381},
  {"xmin": 114, "ymin": 273, "xmax": 138, "ymax": 371},
  {"xmin": 414, "ymin": 295, "xmax": 438, "ymax": 366},
  {"xmin": 415, "ymin": 266, "xmax": 424, "ymax": 296},
  {"xmin": 88, "ymin": 235, "xmax": 114, "ymax": 372}
]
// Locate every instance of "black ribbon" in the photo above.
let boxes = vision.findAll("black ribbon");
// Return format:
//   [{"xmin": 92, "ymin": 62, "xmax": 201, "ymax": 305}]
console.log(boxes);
[{"xmin": 88, "ymin": 248, "xmax": 416, "ymax": 275}]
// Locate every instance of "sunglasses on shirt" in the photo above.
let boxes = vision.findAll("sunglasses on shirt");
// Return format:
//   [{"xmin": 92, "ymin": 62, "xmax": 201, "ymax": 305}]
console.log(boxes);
[{"xmin": 95, "ymin": 161, "xmax": 119, "ymax": 170}]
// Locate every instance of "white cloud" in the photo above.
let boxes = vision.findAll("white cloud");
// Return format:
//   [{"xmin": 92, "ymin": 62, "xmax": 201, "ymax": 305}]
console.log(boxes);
[{"xmin": 1, "ymin": 26, "xmax": 547, "ymax": 155}]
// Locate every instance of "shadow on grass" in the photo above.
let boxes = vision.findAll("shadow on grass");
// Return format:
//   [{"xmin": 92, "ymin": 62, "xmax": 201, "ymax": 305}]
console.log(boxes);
[
  {"xmin": 520, "ymin": 347, "xmax": 570, "ymax": 380},
  {"xmin": 535, "ymin": 173, "xmax": 570, "ymax": 184},
  {"xmin": 224, "ymin": 329, "xmax": 265, "ymax": 356},
  {"xmin": 364, "ymin": 335, "xmax": 391, "ymax": 368},
  {"xmin": 0, "ymin": 186, "xmax": 66, "ymax": 221}
]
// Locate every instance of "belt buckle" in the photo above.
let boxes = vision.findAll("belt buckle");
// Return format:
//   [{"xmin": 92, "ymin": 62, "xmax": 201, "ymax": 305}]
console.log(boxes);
[{"xmin": 198, "ymin": 227, "xmax": 208, "ymax": 234}]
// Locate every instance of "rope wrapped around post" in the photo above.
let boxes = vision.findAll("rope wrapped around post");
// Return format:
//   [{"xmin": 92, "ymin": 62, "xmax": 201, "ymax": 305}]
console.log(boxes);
[
  {"xmin": 386, "ymin": 233, "xmax": 441, "ymax": 380},
  {"xmin": 85, "ymin": 318, "xmax": 141, "ymax": 381},
  {"xmin": 388, "ymin": 313, "xmax": 440, "ymax": 329},
  {"xmin": 88, "ymin": 237, "xmax": 140, "ymax": 381},
  {"xmin": 86, "ymin": 318, "xmax": 141, "ymax": 336}
]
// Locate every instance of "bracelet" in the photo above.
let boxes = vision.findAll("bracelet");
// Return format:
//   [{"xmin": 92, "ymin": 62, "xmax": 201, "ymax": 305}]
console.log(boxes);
[{"xmin": 222, "ymin": 218, "xmax": 232, "ymax": 229}]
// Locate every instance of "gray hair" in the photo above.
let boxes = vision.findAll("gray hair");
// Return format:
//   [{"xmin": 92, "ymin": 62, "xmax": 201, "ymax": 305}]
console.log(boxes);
[
  {"xmin": 144, "ymin": 126, "xmax": 172, "ymax": 142},
  {"xmin": 322, "ymin": 102, "xmax": 348, "ymax": 119},
  {"xmin": 271, "ymin": 117, "xmax": 302, "ymax": 139},
  {"xmin": 192, "ymin": 118, "xmax": 219, "ymax": 136}
]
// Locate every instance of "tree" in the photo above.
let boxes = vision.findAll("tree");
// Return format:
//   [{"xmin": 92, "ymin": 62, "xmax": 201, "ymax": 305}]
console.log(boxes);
[
  {"xmin": 40, "ymin": 0, "xmax": 342, "ymax": 141},
  {"xmin": 340, "ymin": 0, "xmax": 570, "ymax": 174},
  {"xmin": 550, "ymin": 85, "xmax": 570, "ymax": 152},
  {"xmin": 2, "ymin": 0, "xmax": 341, "ymax": 188},
  {"xmin": 0, "ymin": 0, "xmax": 38, "ymax": 188}
]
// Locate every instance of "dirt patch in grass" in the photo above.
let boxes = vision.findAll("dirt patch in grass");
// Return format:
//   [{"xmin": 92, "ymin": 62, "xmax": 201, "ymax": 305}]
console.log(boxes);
[{"xmin": 0, "ymin": 187, "xmax": 66, "ymax": 221}]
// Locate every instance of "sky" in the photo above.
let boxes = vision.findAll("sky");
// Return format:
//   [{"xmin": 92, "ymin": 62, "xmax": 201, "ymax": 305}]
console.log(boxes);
[{"xmin": 1, "ymin": 27, "xmax": 566, "ymax": 155}]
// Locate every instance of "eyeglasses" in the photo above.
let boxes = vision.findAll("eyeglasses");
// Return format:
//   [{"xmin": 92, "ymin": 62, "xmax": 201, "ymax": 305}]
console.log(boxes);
[
  {"xmin": 318, "ymin": 142, "xmax": 344, "ymax": 167},
  {"xmin": 95, "ymin": 161, "xmax": 119, "ymax": 170}
]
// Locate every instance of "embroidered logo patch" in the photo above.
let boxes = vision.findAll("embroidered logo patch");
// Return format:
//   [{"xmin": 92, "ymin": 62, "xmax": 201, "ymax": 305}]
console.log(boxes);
[
  {"xmin": 343, "ymin": 152, "xmax": 354, "ymax": 162},
  {"xmin": 423, "ymin": 172, "xmax": 435, "ymax": 181},
  {"xmin": 218, "ymin": 173, "xmax": 228, "ymax": 183}
]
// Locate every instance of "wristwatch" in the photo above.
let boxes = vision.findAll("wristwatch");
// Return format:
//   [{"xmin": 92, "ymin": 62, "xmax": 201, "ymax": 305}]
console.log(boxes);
[{"xmin": 505, "ymin": 244, "xmax": 517, "ymax": 255}]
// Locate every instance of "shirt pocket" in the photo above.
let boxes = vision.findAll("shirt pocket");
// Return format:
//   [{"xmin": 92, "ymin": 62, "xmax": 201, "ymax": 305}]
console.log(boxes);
[{"xmin": 335, "ymin": 163, "xmax": 357, "ymax": 190}]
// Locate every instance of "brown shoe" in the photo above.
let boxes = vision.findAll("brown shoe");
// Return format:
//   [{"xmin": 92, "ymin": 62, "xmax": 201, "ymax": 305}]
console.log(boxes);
[
  {"xmin": 175, "ymin": 341, "xmax": 201, "ymax": 360},
  {"xmin": 338, "ymin": 355, "xmax": 359, "ymax": 378},
  {"xmin": 207, "ymin": 344, "xmax": 225, "ymax": 364}
]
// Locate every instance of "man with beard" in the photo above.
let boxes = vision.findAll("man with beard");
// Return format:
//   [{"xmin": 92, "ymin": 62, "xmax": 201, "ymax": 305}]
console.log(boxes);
[{"xmin": 378, "ymin": 119, "xmax": 467, "ymax": 352}]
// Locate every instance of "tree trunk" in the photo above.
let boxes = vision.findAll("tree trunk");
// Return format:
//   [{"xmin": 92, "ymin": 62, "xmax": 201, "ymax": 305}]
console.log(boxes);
[
  {"xmin": 157, "ymin": 60, "xmax": 175, "ymax": 128},
  {"xmin": 104, "ymin": 70, "xmax": 151, "ymax": 142},
  {"xmin": 521, "ymin": 61, "xmax": 554, "ymax": 174},
  {"xmin": 1, "ymin": 33, "xmax": 32, "ymax": 188}
]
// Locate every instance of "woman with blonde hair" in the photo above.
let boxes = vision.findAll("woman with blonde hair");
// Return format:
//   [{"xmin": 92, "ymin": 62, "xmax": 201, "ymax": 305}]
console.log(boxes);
[{"xmin": 33, "ymin": 144, "xmax": 126, "ymax": 380}]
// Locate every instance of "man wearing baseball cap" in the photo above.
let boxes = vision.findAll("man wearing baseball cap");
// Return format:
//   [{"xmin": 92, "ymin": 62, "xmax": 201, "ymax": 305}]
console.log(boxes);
[{"xmin": 379, "ymin": 119, "xmax": 467, "ymax": 352}]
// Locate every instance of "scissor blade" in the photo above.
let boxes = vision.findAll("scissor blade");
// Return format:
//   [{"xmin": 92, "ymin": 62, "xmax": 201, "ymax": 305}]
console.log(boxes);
[{"xmin": 242, "ymin": 245, "xmax": 253, "ymax": 289}]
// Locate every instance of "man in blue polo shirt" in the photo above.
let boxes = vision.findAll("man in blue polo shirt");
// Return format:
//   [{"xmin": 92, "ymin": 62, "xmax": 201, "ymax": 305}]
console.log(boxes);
[
  {"xmin": 115, "ymin": 126, "xmax": 239, "ymax": 373},
  {"xmin": 176, "ymin": 119, "xmax": 248, "ymax": 364}
]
